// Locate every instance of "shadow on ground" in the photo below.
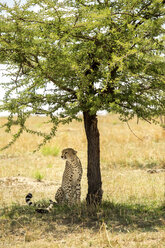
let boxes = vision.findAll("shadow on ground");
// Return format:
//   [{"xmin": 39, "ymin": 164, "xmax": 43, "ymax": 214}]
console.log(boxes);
[{"xmin": 0, "ymin": 201, "xmax": 165, "ymax": 236}]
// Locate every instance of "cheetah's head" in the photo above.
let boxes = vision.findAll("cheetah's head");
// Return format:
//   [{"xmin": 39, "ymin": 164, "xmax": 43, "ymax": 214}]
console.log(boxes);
[{"xmin": 61, "ymin": 148, "xmax": 77, "ymax": 161}]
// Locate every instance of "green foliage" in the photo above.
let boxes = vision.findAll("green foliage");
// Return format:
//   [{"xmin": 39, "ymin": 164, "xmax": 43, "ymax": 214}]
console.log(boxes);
[
  {"xmin": 0, "ymin": 0, "xmax": 164, "ymax": 147},
  {"xmin": 41, "ymin": 145, "xmax": 60, "ymax": 157},
  {"xmin": 34, "ymin": 170, "xmax": 44, "ymax": 181}
]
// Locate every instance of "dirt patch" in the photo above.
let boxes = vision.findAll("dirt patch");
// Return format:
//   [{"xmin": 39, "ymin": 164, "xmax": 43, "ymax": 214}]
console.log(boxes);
[
  {"xmin": 0, "ymin": 176, "xmax": 60, "ymax": 206},
  {"xmin": 0, "ymin": 176, "xmax": 58, "ymax": 190}
]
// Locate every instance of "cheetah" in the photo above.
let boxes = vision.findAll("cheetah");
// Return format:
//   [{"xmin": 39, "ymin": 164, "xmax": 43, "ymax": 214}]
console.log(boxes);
[
  {"xmin": 25, "ymin": 148, "xmax": 83, "ymax": 212},
  {"xmin": 55, "ymin": 148, "xmax": 83, "ymax": 205}
]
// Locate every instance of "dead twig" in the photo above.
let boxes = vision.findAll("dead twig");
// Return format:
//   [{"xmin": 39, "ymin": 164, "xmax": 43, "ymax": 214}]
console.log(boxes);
[{"xmin": 126, "ymin": 121, "xmax": 143, "ymax": 141}]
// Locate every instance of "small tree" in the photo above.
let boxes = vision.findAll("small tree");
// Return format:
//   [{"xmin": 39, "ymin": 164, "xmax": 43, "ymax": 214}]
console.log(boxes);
[{"xmin": 0, "ymin": 0, "xmax": 165, "ymax": 204}]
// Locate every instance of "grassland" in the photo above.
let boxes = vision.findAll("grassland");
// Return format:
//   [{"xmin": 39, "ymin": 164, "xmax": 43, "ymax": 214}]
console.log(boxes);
[{"xmin": 0, "ymin": 114, "xmax": 165, "ymax": 247}]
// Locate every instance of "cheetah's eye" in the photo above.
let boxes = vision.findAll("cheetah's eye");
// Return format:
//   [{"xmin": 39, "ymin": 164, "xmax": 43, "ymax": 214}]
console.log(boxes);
[{"xmin": 65, "ymin": 152, "xmax": 68, "ymax": 154}]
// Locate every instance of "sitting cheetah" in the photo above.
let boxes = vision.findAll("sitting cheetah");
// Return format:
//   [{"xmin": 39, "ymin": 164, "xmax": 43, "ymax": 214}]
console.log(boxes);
[
  {"xmin": 25, "ymin": 148, "xmax": 83, "ymax": 212},
  {"xmin": 55, "ymin": 148, "xmax": 83, "ymax": 205}
]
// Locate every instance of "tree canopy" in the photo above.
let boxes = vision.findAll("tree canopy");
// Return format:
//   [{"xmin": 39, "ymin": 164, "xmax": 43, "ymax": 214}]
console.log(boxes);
[
  {"xmin": 0, "ymin": 0, "xmax": 165, "ymax": 139},
  {"xmin": 0, "ymin": 0, "xmax": 165, "ymax": 204}
]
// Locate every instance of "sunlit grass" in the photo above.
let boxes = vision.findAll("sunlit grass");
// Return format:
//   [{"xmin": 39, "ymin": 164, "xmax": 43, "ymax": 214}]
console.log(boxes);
[
  {"xmin": 41, "ymin": 145, "xmax": 60, "ymax": 157},
  {"xmin": 0, "ymin": 114, "xmax": 165, "ymax": 168}
]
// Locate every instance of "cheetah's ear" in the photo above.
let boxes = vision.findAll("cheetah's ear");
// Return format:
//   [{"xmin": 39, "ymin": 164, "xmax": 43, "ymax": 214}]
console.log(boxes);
[{"xmin": 73, "ymin": 149, "xmax": 77, "ymax": 155}]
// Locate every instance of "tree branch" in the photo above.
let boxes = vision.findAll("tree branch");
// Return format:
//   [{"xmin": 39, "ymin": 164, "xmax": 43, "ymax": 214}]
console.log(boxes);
[
  {"xmin": 96, "ymin": 0, "xmax": 102, "ymax": 5},
  {"xmin": 23, "ymin": 57, "xmax": 77, "ymax": 96},
  {"xmin": 126, "ymin": 121, "xmax": 143, "ymax": 141}
]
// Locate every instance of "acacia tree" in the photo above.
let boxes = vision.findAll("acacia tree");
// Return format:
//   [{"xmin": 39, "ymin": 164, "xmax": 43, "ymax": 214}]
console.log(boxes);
[{"xmin": 0, "ymin": 0, "xmax": 165, "ymax": 204}]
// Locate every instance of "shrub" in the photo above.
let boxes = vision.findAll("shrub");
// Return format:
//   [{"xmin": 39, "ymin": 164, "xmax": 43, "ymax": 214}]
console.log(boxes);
[{"xmin": 34, "ymin": 171, "xmax": 44, "ymax": 181}]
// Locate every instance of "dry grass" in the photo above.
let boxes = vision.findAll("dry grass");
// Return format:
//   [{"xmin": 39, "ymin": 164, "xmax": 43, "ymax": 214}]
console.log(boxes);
[
  {"xmin": 0, "ymin": 114, "xmax": 165, "ymax": 168},
  {"xmin": 0, "ymin": 114, "xmax": 165, "ymax": 247}
]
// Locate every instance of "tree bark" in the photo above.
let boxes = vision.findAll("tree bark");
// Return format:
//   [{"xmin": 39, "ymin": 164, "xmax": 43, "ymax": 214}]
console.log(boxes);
[{"xmin": 83, "ymin": 111, "xmax": 103, "ymax": 205}]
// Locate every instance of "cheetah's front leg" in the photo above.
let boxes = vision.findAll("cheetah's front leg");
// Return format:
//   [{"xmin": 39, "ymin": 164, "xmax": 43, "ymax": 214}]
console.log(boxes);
[
  {"xmin": 75, "ymin": 182, "xmax": 81, "ymax": 204},
  {"xmin": 64, "ymin": 184, "xmax": 74, "ymax": 206}
]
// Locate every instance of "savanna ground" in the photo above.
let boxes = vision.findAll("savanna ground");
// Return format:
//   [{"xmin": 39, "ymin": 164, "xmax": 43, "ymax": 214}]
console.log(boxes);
[{"xmin": 0, "ymin": 114, "xmax": 165, "ymax": 248}]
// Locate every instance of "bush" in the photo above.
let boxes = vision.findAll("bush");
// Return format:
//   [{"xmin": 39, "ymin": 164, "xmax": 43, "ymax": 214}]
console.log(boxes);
[{"xmin": 34, "ymin": 171, "xmax": 44, "ymax": 181}]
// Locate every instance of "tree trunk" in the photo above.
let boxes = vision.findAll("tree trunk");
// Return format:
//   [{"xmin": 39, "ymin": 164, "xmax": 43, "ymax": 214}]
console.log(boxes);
[{"xmin": 83, "ymin": 111, "xmax": 103, "ymax": 205}]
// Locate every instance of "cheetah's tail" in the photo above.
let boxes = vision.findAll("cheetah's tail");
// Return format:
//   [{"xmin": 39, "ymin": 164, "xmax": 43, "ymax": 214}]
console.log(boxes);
[
  {"xmin": 25, "ymin": 193, "xmax": 33, "ymax": 206},
  {"xmin": 35, "ymin": 200, "xmax": 55, "ymax": 213},
  {"xmin": 25, "ymin": 193, "xmax": 56, "ymax": 213}
]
